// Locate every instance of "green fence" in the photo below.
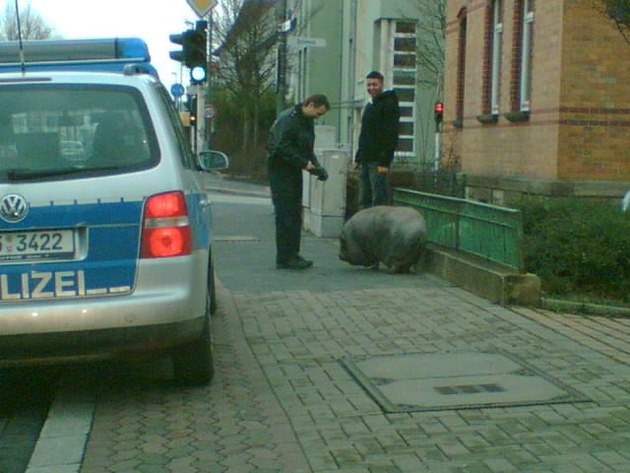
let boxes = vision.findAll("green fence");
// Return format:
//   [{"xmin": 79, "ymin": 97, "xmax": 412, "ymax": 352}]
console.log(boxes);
[{"xmin": 393, "ymin": 189, "xmax": 524, "ymax": 271}]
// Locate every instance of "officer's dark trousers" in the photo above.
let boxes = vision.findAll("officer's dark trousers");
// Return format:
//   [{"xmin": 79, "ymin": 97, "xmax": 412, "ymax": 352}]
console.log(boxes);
[{"xmin": 269, "ymin": 166, "xmax": 303, "ymax": 264}]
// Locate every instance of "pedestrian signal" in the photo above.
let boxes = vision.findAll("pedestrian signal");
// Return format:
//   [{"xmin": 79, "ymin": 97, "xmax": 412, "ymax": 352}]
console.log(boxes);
[{"xmin": 434, "ymin": 102, "xmax": 444, "ymax": 124}]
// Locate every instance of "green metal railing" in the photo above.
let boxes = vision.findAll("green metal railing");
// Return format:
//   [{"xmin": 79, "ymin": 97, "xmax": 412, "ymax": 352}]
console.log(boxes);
[{"xmin": 394, "ymin": 189, "xmax": 524, "ymax": 271}]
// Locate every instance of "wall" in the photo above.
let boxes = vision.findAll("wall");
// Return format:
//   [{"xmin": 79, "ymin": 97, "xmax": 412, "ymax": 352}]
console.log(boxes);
[
  {"xmin": 558, "ymin": 0, "xmax": 630, "ymax": 181},
  {"xmin": 292, "ymin": 0, "xmax": 343, "ymax": 136},
  {"xmin": 444, "ymin": 0, "xmax": 630, "ymax": 203}
]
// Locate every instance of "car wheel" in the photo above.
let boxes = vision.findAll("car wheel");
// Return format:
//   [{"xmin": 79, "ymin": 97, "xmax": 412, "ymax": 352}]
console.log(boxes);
[{"xmin": 172, "ymin": 296, "xmax": 214, "ymax": 386}]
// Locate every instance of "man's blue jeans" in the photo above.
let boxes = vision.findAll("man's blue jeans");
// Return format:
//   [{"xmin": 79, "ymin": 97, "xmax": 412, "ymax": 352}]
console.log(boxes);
[{"xmin": 359, "ymin": 163, "xmax": 390, "ymax": 208}]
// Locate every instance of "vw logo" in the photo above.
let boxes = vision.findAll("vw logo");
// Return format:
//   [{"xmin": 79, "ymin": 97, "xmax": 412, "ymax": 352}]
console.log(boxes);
[{"xmin": 0, "ymin": 194, "xmax": 29, "ymax": 223}]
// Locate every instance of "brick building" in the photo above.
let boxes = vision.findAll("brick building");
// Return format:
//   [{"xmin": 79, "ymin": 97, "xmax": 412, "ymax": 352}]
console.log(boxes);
[{"xmin": 444, "ymin": 0, "xmax": 630, "ymax": 204}]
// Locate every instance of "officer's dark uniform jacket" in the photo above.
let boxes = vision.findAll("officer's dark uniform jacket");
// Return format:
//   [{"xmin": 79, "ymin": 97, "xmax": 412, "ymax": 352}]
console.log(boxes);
[
  {"xmin": 355, "ymin": 90, "xmax": 400, "ymax": 167},
  {"xmin": 267, "ymin": 104, "xmax": 321, "ymax": 265},
  {"xmin": 268, "ymin": 104, "xmax": 320, "ymax": 176}
]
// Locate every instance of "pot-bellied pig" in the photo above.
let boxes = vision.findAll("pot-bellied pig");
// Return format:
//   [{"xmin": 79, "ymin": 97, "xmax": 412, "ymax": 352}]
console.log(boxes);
[{"xmin": 339, "ymin": 206, "xmax": 427, "ymax": 273}]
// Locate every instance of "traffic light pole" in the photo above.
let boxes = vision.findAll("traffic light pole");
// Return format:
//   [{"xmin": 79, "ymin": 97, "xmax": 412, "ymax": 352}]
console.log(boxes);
[
  {"xmin": 434, "ymin": 128, "xmax": 441, "ymax": 171},
  {"xmin": 433, "ymin": 102, "xmax": 444, "ymax": 171},
  {"xmin": 188, "ymin": 83, "xmax": 206, "ymax": 155},
  {"xmin": 170, "ymin": 19, "xmax": 210, "ymax": 154},
  {"xmin": 206, "ymin": 12, "xmax": 213, "ymax": 149}
]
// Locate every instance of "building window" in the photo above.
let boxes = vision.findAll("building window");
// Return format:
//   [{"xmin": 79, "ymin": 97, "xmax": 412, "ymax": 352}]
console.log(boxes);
[
  {"xmin": 520, "ymin": 0, "xmax": 534, "ymax": 111},
  {"xmin": 455, "ymin": 9, "xmax": 467, "ymax": 127},
  {"xmin": 383, "ymin": 20, "xmax": 418, "ymax": 159},
  {"xmin": 480, "ymin": 1, "xmax": 502, "ymax": 123},
  {"xmin": 490, "ymin": 0, "xmax": 503, "ymax": 114},
  {"xmin": 508, "ymin": 0, "xmax": 534, "ymax": 120}
]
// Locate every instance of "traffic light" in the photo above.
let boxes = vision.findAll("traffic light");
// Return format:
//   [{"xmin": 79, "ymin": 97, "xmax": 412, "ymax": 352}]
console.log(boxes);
[
  {"xmin": 434, "ymin": 102, "xmax": 444, "ymax": 125},
  {"xmin": 169, "ymin": 31, "xmax": 187, "ymax": 64},
  {"xmin": 169, "ymin": 22, "xmax": 207, "ymax": 84},
  {"xmin": 187, "ymin": 96, "xmax": 198, "ymax": 128},
  {"xmin": 186, "ymin": 21, "xmax": 207, "ymax": 84}
]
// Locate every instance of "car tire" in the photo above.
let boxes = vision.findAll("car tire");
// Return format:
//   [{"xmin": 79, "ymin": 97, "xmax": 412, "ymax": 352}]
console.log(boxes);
[{"xmin": 171, "ymin": 296, "xmax": 214, "ymax": 386}]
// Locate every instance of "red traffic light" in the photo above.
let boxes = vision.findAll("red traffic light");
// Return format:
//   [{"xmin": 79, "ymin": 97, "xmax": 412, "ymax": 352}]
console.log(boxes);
[{"xmin": 434, "ymin": 101, "xmax": 444, "ymax": 124}]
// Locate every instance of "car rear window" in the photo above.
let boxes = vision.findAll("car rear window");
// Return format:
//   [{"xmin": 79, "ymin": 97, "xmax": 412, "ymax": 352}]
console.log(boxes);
[{"xmin": 0, "ymin": 84, "xmax": 159, "ymax": 182}]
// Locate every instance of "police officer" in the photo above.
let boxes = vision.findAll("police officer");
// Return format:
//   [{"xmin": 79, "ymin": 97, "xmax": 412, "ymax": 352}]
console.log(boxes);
[{"xmin": 268, "ymin": 94, "xmax": 330, "ymax": 269}]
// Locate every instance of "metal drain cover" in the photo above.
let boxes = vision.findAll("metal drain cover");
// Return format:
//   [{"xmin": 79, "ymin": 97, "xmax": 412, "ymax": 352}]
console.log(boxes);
[{"xmin": 342, "ymin": 351, "xmax": 588, "ymax": 413}]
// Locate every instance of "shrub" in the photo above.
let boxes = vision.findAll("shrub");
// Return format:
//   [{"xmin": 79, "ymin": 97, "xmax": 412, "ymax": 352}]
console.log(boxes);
[{"xmin": 517, "ymin": 197, "xmax": 630, "ymax": 304}]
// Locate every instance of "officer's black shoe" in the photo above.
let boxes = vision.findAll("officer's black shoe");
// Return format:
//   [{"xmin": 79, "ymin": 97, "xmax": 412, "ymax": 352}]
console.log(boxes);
[{"xmin": 276, "ymin": 257, "xmax": 314, "ymax": 270}]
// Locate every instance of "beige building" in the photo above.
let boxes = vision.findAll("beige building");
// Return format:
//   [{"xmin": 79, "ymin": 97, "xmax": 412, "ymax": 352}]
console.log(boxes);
[{"xmin": 444, "ymin": 0, "xmax": 630, "ymax": 204}]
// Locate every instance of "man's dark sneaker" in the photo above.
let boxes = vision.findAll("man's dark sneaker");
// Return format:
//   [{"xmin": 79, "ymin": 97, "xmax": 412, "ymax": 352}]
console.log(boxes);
[{"xmin": 276, "ymin": 257, "xmax": 313, "ymax": 269}]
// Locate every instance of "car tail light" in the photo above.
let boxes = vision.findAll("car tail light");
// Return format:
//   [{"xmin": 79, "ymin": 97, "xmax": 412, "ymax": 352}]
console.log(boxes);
[{"xmin": 141, "ymin": 191, "xmax": 192, "ymax": 258}]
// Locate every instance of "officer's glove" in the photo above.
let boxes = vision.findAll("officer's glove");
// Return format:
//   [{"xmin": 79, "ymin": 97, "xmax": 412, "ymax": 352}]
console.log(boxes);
[{"xmin": 309, "ymin": 164, "xmax": 329, "ymax": 181}]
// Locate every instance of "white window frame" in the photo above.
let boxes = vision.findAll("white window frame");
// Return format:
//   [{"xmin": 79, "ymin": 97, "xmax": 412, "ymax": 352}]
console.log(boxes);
[
  {"xmin": 519, "ymin": 0, "xmax": 534, "ymax": 111},
  {"xmin": 490, "ymin": 0, "xmax": 503, "ymax": 115},
  {"xmin": 380, "ymin": 19, "xmax": 418, "ymax": 160}
]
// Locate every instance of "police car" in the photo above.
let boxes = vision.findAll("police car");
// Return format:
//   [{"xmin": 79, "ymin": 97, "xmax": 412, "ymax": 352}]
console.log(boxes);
[{"xmin": 0, "ymin": 40, "xmax": 226, "ymax": 385}]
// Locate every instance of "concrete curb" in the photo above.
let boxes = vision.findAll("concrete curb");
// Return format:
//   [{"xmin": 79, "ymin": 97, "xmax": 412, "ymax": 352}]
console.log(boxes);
[
  {"xmin": 26, "ymin": 385, "xmax": 95, "ymax": 473},
  {"xmin": 203, "ymin": 175, "xmax": 270, "ymax": 199},
  {"xmin": 542, "ymin": 298, "xmax": 630, "ymax": 318},
  {"xmin": 424, "ymin": 244, "xmax": 542, "ymax": 307}
]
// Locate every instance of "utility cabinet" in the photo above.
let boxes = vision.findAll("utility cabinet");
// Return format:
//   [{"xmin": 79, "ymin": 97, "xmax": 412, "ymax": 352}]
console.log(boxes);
[{"xmin": 303, "ymin": 126, "xmax": 351, "ymax": 237}]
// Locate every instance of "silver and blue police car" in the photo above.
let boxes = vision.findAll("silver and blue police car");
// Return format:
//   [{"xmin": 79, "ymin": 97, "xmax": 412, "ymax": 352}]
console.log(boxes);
[{"xmin": 0, "ymin": 56, "xmax": 226, "ymax": 385}]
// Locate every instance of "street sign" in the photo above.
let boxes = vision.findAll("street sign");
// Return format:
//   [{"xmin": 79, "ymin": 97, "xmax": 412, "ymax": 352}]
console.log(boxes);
[
  {"xmin": 204, "ymin": 104, "xmax": 216, "ymax": 120},
  {"xmin": 186, "ymin": 0, "xmax": 218, "ymax": 18},
  {"xmin": 171, "ymin": 83, "xmax": 185, "ymax": 98},
  {"xmin": 288, "ymin": 37, "xmax": 326, "ymax": 49}
]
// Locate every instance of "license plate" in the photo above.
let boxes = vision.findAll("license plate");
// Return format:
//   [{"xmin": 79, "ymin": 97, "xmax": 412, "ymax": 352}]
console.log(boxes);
[{"xmin": 0, "ymin": 229, "xmax": 75, "ymax": 261}]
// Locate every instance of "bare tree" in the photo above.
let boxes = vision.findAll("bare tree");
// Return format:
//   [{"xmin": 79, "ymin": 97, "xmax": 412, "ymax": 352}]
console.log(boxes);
[
  {"xmin": 0, "ymin": 2, "xmax": 54, "ymax": 41},
  {"xmin": 413, "ymin": 0, "xmax": 445, "ymax": 95},
  {"xmin": 213, "ymin": 0, "xmax": 277, "ymax": 157}
]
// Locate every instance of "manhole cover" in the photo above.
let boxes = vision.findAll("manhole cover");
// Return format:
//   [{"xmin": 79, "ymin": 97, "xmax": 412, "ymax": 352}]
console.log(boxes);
[{"xmin": 341, "ymin": 351, "xmax": 588, "ymax": 413}]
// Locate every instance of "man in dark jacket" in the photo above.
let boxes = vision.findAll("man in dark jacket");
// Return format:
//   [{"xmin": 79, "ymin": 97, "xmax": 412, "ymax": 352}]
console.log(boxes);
[
  {"xmin": 354, "ymin": 71, "xmax": 400, "ymax": 208},
  {"xmin": 268, "ymin": 94, "xmax": 330, "ymax": 269}
]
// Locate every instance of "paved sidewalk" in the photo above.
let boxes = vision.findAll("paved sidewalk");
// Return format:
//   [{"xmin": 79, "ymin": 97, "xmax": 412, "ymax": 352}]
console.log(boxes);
[
  {"xmin": 225, "ymin": 288, "xmax": 629, "ymax": 472},
  {"xmin": 75, "ymin": 188, "xmax": 630, "ymax": 473}
]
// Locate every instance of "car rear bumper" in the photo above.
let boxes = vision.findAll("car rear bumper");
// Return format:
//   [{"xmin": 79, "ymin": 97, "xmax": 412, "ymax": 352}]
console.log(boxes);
[
  {"xmin": 0, "ymin": 256, "xmax": 210, "ymax": 366},
  {"xmin": 0, "ymin": 316, "xmax": 206, "ymax": 366}
]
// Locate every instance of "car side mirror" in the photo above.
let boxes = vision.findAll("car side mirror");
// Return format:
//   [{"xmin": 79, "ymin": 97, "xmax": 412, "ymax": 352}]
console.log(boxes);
[{"xmin": 198, "ymin": 150, "xmax": 229, "ymax": 171}]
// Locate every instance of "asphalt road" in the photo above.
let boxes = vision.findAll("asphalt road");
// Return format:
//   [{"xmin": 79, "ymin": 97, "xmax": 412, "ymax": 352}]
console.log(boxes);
[{"xmin": 0, "ymin": 367, "xmax": 57, "ymax": 473}]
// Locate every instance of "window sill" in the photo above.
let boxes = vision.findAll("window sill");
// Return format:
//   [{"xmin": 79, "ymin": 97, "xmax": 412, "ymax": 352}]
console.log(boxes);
[
  {"xmin": 477, "ymin": 113, "xmax": 498, "ymax": 125},
  {"xmin": 504, "ymin": 110, "xmax": 530, "ymax": 123}
]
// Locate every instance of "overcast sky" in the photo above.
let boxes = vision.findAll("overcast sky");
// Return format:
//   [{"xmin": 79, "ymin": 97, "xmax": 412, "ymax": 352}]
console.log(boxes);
[{"xmin": 2, "ymin": 0, "xmax": 208, "ymax": 84}]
